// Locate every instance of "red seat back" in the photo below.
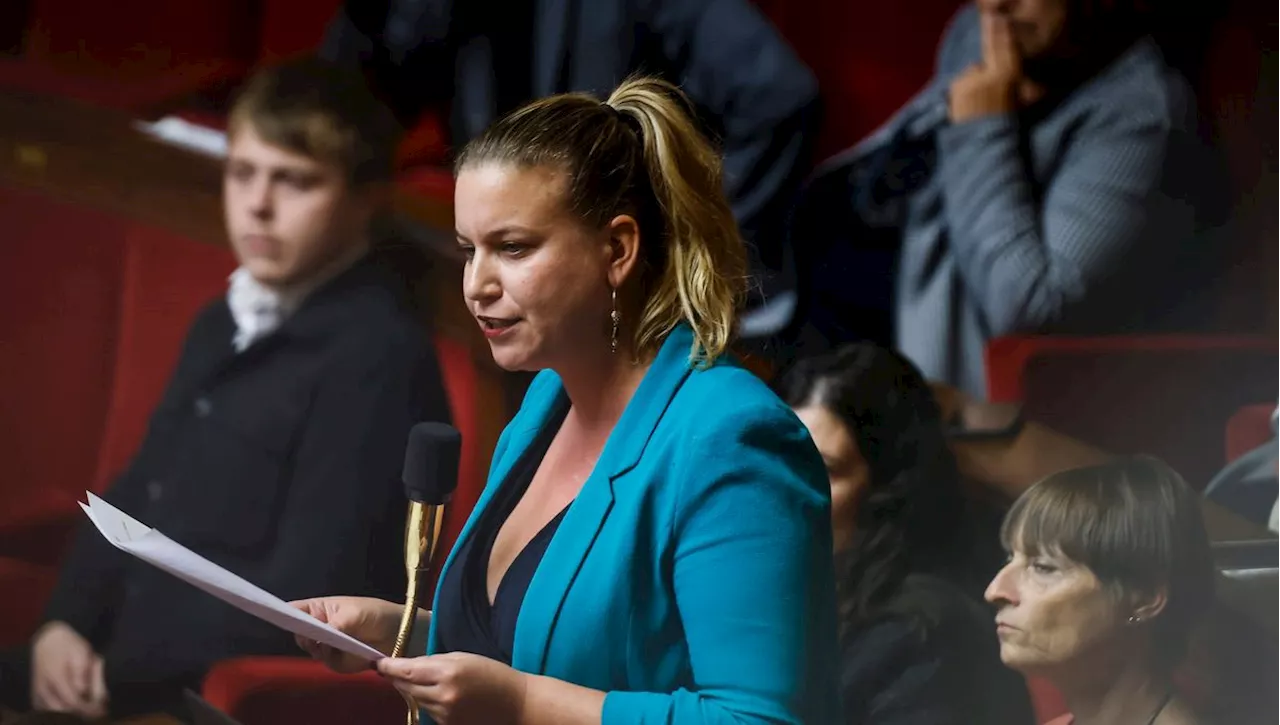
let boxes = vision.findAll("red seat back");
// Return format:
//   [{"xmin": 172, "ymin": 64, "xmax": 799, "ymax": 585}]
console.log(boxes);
[
  {"xmin": 1225, "ymin": 403, "xmax": 1277, "ymax": 464},
  {"xmin": 256, "ymin": 0, "xmax": 344, "ymax": 64},
  {"xmin": 759, "ymin": 0, "xmax": 965, "ymax": 158},
  {"xmin": 987, "ymin": 335, "xmax": 1279, "ymax": 488},
  {"xmin": 203, "ymin": 657, "xmax": 404, "ymax": 725},
  {"xmin": 0, "ymin": 187, "xmax": 231, "ymax": 644},
  {"xmin": 90, "ymin": 226, "xmax": 236, "ymax": 492},
  {"xmin": 24, "ymin": 0, "xmax": 259, "ymax": 77},
  {"xmin": 0, "ymin": 186, "xmax": 126, "ymax": 538},
  {"xmin": 430, "ymin": 335, "xmax": 487, "ymax": 585}
]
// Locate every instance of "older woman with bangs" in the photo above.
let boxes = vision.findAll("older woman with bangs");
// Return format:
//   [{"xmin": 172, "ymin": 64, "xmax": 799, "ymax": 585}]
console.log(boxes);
[{"xmin": 986, "ymin": 457, "xmax": 1216, "ymax": 725}]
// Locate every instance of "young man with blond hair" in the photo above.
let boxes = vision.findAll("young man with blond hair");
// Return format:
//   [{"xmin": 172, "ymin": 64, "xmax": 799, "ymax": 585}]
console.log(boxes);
[{"xmin": 0, "ymin": 58, "xmax": 449, "ymax": 720}]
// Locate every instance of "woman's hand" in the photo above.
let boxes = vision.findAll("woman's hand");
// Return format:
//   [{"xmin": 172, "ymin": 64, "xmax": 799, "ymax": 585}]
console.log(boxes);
[
  {"xmin": 929, "ymin": 382, "xmax": 972, "ymax": 427},
  {"xmin": 377, "ymin": 652, "xmax": 528, "ymax": 725},
  {"xmin": 291, "ymin": 596, "xmax": 404, "ymax": 673},
  {"xmin": 30, "ymin": 621, "xmax": 108, "ymax": 718}
]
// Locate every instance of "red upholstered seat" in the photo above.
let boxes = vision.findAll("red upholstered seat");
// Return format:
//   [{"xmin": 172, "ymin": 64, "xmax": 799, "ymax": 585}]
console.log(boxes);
[
  {"xmin": 255, "ymin": 0, "xmax": 345, "ymax": 65},
  {"xmin": 986, "ymin": 335, "xmax": 1279, "ymax": 488},
  {"xmin": 0, "ymin": 557, "xmax": 59, "ymax": 649},
  {"xmin": 758, "ymin": 0, "xmax": 965, "ymax": 157},
  {"xmin": 0, "ymin": 187, "xmax": 127, "ymax": 558},
  {"xmin": 0, "ymin": 183, "xmax": 234, "ymax": 645},
  {"xmin": 202, "ymin": 657, "xmax": 404, "ymax": 724},
  {"xmin": 89, "ymin": 227, "xmax": 236, "ymax": 492},
  {"xmin": 7, "ymin": 0, "xmax": 254, "ymax": 115},
  {"xmin": 24, "ymin": 0, "xmax": 259, "ymax": 78},
  {"xmin": 1225, "ymin": 403, "xmax": 1277, "ymax": 464}
]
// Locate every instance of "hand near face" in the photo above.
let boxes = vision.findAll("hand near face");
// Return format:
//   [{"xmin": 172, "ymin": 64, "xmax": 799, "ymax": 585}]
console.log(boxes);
[
  {"xmin": 377, "ymin": 652, "xmax": 528, "ymax": 725},
  {"xmin": 949, "ymin": 13, "xmax": 1044, "ymax": 122},
  {"xmin": 928, "ymin": 382, "xmax": 971, "ymax": 426}
]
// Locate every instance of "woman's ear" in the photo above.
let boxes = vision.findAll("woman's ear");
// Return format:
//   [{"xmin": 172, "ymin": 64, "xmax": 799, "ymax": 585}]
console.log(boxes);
[
  {"xmin": 604, "ymin": 214, "xmax": 641, "ymax": 290},
  {"xmin": 1130, "ymin": 587, "xmax": 1168, "ymax": 623}
]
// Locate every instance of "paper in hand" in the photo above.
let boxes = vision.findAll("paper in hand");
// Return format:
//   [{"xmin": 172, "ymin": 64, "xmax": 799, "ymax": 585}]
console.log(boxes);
[{"xmin": 79, "ymin": 492, "xmax": 384, "ymax": 662}]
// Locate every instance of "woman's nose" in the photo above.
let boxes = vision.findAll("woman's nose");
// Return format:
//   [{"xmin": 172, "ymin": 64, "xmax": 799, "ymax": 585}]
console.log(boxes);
[
  {"xmin": 462, "ymin": 251, "xmax": 500, "ymax": 303},
  {"xmin": 985, "ymin": 562, "xmax": 1019, "ymax": 606}
]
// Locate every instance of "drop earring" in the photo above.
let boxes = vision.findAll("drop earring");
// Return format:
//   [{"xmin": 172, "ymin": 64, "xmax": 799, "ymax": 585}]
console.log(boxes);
[{"xmin": 610, "ymin": 287, "xmax": 620, "ymax": 354}]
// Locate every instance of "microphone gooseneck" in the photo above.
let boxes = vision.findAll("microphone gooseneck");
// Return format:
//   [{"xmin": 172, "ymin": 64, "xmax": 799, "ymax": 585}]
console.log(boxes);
[{"xmin": 393, "ymin": 422, "xmax": 462, "ymax": 725}]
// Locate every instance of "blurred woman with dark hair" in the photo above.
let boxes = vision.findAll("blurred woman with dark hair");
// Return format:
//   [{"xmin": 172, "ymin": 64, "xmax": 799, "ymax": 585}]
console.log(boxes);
[{"xmin": 779, "ymin": 343, "xmax": 1034, "ymax": 724}]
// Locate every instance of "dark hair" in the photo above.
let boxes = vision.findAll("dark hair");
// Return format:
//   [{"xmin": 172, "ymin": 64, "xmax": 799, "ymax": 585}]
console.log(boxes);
[
  {"xmin": 229, "ymin": 57, "xmax": 402, "ymax": 185},
  {"xmin": 777, "ymin": 344, "xmax": 969, "ymax": 636},
  {"xmin": 1002, "ymin": 456, "xmax": 1216, "ymax": 669},
  {"xmin": 454, "ymin": 76, "xmax": 747, "ymax": 365}
]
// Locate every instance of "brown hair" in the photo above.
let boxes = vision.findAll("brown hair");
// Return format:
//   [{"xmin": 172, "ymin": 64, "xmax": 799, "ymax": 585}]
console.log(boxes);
[
  {"xmin": 454, "ymin": 76, "xmax": 747, "ymax": 365},
  {"xmin": 228, "ymin": 57, "xmax": 402, "ymax": 186},
  {"xmin": 1001, "ymin": 456, "xmax": 1216, "ymax": 668}
]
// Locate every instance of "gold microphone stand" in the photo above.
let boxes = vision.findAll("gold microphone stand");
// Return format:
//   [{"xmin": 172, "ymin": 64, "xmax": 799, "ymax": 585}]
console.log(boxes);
[{"xmin": 392, "ymin": 501, "xmax": 444, "ymax": 725}]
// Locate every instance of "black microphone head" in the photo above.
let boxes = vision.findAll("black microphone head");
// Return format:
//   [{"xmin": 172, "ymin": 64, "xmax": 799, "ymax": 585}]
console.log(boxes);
[{"xmin": 402, "ymin": 422, "xmax": 462, "ymax": 505}]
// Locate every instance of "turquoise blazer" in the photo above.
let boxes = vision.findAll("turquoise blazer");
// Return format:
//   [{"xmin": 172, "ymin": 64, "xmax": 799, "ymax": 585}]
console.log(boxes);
[{"xmin": 426, "ymin": 325, "xmax": 841, "ymax": 724}]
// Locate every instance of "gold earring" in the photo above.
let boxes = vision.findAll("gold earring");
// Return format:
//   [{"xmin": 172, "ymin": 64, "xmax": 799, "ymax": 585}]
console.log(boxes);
[{"xmin": 610, "ymin": 287, "xmax": 620, "ymax": 354}]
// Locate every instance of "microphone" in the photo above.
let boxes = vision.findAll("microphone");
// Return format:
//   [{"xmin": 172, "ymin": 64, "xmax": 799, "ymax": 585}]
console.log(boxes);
[{"xmin": 392, "ymin": 422, "xmax": 461, "ymax": 725}]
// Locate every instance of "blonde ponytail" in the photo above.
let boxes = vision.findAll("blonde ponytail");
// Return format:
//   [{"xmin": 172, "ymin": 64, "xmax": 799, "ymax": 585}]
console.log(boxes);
[
  {"xmin": 606, "ymin": 77, "xmax": 747, "ymax": 365},
  {"xmin": 456, "ymin": 76, "xmax": 746, "ymax": 365}
]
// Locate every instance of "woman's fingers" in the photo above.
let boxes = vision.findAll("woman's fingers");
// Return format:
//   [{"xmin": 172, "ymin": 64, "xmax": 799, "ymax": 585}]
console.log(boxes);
[
  {"xmin": 377, "ymin": 656, "xmax": 443, "ymax": 685},
  {"xmin": 32, "ymin": 677, "xmax": 63, "ymax": 713},
  {"xmin": 388, "ymin": 678, "xmax": 449, "ymax": 721},
  {"xmin": 46, "ymin": 659, "xmax": 86, "ymax": 713},
  {"xmin": 86, "ymin": 656, "xmax": 109, "ymax": 715}
]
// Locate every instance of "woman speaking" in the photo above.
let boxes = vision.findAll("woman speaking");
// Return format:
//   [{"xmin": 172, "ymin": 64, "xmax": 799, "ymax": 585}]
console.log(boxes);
[{"xmin": 293, "ymin": 76, "xmax": 841, "ymax": 725}]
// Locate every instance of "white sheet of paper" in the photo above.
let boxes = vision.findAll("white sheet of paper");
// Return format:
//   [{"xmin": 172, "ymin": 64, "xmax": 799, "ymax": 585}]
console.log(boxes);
[
  {"xmin": 132, "ymin": 116, "xmax": 229, "ymax": 158},
  {"xmin": 79, "ymin": 492, "xmax": 385, "ymax": 662}
]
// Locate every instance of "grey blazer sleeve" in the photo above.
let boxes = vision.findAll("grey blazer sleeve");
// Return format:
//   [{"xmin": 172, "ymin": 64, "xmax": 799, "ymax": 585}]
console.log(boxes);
[
  {"xmin": 935, "ymin": 98, "xmax": 1182, "ymax": 335},
  {"xmin": 930, "ymin": 4, "xmax": 1194, "ymax": 335}
]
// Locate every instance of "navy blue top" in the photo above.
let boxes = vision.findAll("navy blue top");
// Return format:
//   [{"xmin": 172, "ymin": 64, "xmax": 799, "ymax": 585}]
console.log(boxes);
[{"xmin": 433, "ymin": 406, "xmax": 568, "ymax": 664}]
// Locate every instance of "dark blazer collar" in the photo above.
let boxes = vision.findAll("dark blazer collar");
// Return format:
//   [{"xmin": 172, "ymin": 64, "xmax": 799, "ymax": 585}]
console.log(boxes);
[{"xmin": 208, "ymin": 253, "xmax": 410, "ymax": 371}]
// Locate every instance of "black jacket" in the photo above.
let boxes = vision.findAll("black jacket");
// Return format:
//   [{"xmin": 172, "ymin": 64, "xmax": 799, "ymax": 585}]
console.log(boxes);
[
  {"xmin": 43, "ymin": 255, "xmax": 449, "ymax": 692},
  {"xmin": 319, "ymin": 0, "xmax": 820, "ymax": 303},
  {"xmin": 839, "ymin": 575, "xmax": 1035, "ymax": 725}
]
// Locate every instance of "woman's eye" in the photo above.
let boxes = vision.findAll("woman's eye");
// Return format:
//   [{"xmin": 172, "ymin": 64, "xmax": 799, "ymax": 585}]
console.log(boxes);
[
  {"xmin": 501, "ymin": 241, "xmax": 527, "ymax": 256},
  {"xmin": 458, "ymin": 244, "xmax": 475, "ymax": 259},
  {"xmin": 1030, "ymin": 561, "xmax": 1057, "ymax": 575}
]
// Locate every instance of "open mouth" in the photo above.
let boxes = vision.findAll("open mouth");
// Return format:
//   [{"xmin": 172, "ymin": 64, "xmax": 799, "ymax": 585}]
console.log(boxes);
[{"xmin": 477, "ymin": 316, "xmax": 520, "ymax": 336}]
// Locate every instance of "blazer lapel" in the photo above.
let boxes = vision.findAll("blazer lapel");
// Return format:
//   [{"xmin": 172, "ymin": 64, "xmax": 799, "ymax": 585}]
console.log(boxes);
[
  {"xmin": 513, "ymin": 325, "xmax": 698, "ymax": 673},
  {"xmin": 425, "ymin": 378, "xmax": 565, "ymax": 653}
]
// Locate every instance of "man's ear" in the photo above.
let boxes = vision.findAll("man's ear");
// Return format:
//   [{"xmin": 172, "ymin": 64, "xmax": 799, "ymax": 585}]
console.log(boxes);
[{"xmin": 604, "ymin": 214, "xmax": 641, "ymax": 290}]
